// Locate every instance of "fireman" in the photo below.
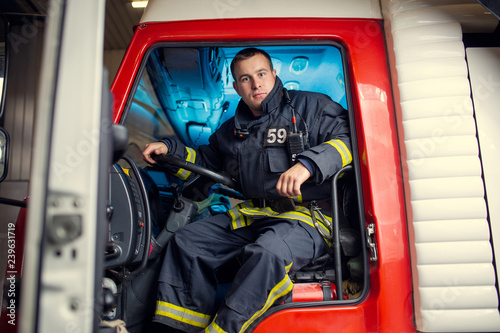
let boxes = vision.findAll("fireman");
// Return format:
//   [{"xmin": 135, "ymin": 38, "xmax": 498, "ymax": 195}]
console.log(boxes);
[{"xmin": 142, "ymin": 48, "xmax": 352, "ymax": 333}]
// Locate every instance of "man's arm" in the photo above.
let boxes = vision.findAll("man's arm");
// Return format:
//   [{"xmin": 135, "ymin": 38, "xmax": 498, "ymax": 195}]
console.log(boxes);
[
  {"xmin": 276, "ymin": 162, "xmax": 311, "ymax": 197},
  {"xmin": 298, "ymin": 98, "xmax": 352, "ymax": 184},
  {"xmin": 142, "ymin": 141, "xmax": 168, "ymax": 165},
  {"xmin": 276, "ymin": 95, "xmax": 352, "ymax": 197}
]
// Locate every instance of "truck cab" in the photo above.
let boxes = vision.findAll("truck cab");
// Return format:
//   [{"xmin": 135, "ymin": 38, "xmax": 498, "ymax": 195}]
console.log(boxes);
[{"xmin": 1, "ymin": 0, "xmax": 500, "ymax": 332}]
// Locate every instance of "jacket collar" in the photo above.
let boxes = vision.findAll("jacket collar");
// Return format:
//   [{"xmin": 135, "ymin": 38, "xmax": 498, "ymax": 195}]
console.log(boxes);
[
  {"xmin": 234, "ymin": 76, "xmax": 284, "ymax": 125},
  {"xmin": 261, "ymin": 76, "xmax": 284, "ymax": 114}
]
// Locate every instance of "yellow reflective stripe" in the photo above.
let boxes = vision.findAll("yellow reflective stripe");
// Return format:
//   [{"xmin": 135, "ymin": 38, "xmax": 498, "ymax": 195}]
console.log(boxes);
[
  {"xmin": 155, "ymin": 301, "xmax": 211, "ymax": 328},
  {"xmin": 239, "ymin": 207, "xmax": 278, "ymax": 217},
  {"xmin": 174, "ymin": 147, "xmax": 196, "ymax": 180},
  {"xmin": 228, "ymin": 201, "xmax": 254, "ymax": 229},
  {"xmin": 238, "ymin": 206, "xmax": 332, "ymax": 239},
  {"xmin": 285, "ymin": 262, "xmax": 293, "ymax": 273},
  {"xmin": 239, "ymin": 206, "xmax": 327, "ymax": 223},
  {"xmin": 284, "ymin": 210, "xmax": 319, "ymax": 228},
  {"xmin": 228, "ymin": 201, "xmax": 332, "ymax": 239},
  {"xmin": 239, "ymin": 275, "xmax": 294, "ymax": 333},
  {"xmin": 205, "ymin": 315, "xmax": 227, "ymax": 333},
  {"xmin": 228, "ymin": 208, "xmax": 242, "ymax": 229},
  {"xmin": 239, "ymin": 201, "xmax": 254, "ymax": 227},
  {"xmin": 285, "ymin": 212, "xmax": 328, "ymax": 235},
  {"xmin": 325, "ymin": 139, "xmax": 352, "ymax": 167},
  {"xmin": 293, "ymin": 207, "xmax": 332, "ymax": 237}
]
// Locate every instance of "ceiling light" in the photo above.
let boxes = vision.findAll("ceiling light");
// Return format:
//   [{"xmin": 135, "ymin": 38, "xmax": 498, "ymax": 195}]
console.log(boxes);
[
  {"xmin": 284, "ymin": 81, "xmax": 300, "ymax": 90},
  {"xmin": 131, "ymin": 1, "xmax": 148, "ymax": 8},
  {"xmin": 290, "ymin": 57, "xmax": 309, "ymax": 75}
]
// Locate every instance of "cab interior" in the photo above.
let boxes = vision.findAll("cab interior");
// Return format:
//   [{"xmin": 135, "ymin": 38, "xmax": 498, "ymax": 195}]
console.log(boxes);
[{"xmin": 106, "ymin": 44, "xmax": 369, "ymax": 332}]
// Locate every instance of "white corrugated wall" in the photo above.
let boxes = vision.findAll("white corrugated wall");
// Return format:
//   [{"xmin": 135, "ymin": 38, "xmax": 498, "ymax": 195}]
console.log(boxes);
[
  {"xmin": 0, "ymin": 22, "xmax": 42, "ymax": 306},
  {"xmin": 381, "ymin": 0, "xmax": 500, "ymax": 331}
]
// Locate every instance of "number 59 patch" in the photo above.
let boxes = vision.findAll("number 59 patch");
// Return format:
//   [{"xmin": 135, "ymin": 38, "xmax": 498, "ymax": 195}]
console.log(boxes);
[{"xmin": 264, "ymin": 126, "xmax": 288, "ymax": 147}]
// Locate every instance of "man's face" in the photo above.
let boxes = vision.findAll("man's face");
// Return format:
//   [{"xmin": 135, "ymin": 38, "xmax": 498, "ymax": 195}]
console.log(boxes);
[{"xmin": 232, "ymin": 53, "xmax": 277, "ymax": 116}]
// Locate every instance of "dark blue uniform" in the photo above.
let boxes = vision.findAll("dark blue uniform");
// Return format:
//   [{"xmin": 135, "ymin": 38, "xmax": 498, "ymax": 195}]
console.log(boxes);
[{"xmin": 153, "ymin": 77, "xmax": 352, "ymax": 332}]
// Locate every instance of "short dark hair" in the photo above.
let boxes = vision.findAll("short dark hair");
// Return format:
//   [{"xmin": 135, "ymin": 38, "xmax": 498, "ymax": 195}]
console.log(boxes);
[{"xmin": 230, "ymin": 48, "xmax": 273, "ymax": 80}]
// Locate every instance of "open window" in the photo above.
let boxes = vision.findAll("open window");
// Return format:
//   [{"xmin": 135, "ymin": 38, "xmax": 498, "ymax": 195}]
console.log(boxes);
[
  {"xmin": 112, "ymin": 43, "xmax": 368, "ymax": 331},
  {"xmin": 122, "ymin": 45, "xmax": 348, "ymax": 155}
]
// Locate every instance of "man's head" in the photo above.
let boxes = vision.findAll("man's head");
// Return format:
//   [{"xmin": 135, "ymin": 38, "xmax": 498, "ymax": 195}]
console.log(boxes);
[{"xmin": 231, "ymin": 48, "xmax": 277, "ymax": 116}]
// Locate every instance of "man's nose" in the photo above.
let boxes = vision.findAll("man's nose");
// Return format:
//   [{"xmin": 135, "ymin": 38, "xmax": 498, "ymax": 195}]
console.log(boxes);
[{"xmin": 252, "ymin": 78, "xmax": 261, "ymax": 89}]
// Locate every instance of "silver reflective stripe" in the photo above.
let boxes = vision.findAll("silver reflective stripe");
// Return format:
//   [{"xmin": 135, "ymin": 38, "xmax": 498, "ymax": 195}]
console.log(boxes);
[
  {"xmin": 239, "ymin": 206, "xmax": 333, "ymax": 238},
  {"xmin": 205, "ymin": 315, "xmax": 228, "ymax": 333},
  {"xmin": 228, "ymin": 201, "xmax": 254, "ymax": 229},
  {"xmin": 325, "ymin": 139, "xmax": 352, "ymax": 167},
  {"xmin": 228, "ymin": 201, "xmax": 333, "ymax": 240},
  {"xmin": 174, "ymin": 147, "xmax": 196, "ymax": 180},
  {"xmin": 239, "ymin": 275, "xmax": 294, "ymax": 333},
  {"xmin": 155, "ymin": 301, "xmax": 211, "ymax": 328}
]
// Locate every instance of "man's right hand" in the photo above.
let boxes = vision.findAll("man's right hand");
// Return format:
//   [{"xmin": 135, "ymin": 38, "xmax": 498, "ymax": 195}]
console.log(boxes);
[{"xmin": 143, "ymin": 142, "xmax": 168, "ymax": 165}]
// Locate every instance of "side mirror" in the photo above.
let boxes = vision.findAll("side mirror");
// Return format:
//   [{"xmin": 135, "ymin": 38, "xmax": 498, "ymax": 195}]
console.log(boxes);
[
  {"xmin": 0, "ymin": 127, "xmax": 9, "ymax": 182},
  {"xmin": 112, "ymin": 124, "xmax": 128, "ymax": 164}
]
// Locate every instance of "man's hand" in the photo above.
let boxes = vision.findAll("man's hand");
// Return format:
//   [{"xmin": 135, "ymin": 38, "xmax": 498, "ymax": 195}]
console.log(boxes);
[
  {"xmin": 143, "ymin": 142, "xmax": 168, "ymax": 165},
  {"xmin": 276, "ymin": 162, "xmax": 311, "ymax": 197}
]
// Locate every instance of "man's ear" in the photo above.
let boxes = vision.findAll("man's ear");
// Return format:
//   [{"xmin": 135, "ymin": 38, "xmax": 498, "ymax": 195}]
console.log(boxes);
[{"xmin": 233, "ymin": 81, "xmax": 241, "ymax": 96}]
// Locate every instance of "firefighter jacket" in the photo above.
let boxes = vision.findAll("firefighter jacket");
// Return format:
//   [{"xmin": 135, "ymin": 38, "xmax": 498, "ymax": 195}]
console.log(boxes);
[{"xmin": 161, "ymin": 76, "xmax": 352, "ymax": 202}]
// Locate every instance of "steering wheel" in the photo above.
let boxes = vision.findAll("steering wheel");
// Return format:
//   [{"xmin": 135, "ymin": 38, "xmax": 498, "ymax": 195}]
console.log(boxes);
[
  {"xmin": 106, "ymin": 155, "xmax": 151, "ymax": 279},
  {"xmin": 155, "ymin": 154, "xmax": 239, "ymax": 190}
]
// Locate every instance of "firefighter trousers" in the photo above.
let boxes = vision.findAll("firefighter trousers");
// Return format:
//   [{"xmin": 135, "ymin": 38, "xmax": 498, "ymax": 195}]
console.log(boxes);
[{"xmin": 152, "ymin": 212, "xmax": 329, "ymax": 333}]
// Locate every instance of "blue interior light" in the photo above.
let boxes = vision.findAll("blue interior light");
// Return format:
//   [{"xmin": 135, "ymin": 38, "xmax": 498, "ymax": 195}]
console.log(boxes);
[
  {"xmin": 284, "ymin": 81, "xmax": 300, "ymax": 90},
  {"xmin": 290, "ymin": 57, "xmax": 309, "ymax": 75}
]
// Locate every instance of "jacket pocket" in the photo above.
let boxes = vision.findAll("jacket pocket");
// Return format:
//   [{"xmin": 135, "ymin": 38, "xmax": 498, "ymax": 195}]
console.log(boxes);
[{"xmin": 267, "ymin": 148, "xmax": 291, "ymax": 173}]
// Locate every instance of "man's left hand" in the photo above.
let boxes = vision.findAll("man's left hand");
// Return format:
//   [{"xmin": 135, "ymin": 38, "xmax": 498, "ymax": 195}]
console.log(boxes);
[{"xmin": 276, "ymin": 162, "xmax": 311, "ymax": 197}]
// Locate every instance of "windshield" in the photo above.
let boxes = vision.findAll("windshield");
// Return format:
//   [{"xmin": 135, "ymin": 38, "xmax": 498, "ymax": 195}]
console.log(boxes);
[{"xmin": 122, "ymin": 45, "xmax": 347, "ymax": 166}]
